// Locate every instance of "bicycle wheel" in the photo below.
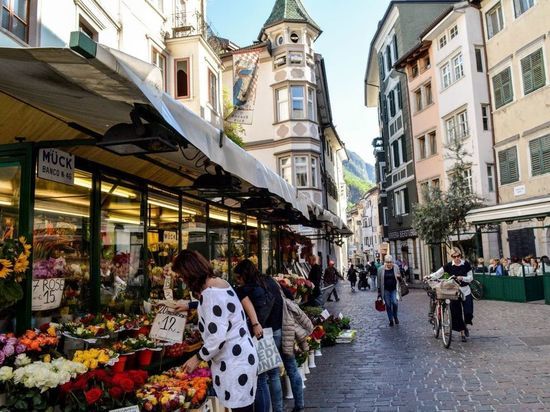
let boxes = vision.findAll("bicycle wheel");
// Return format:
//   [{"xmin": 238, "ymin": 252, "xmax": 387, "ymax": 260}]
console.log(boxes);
[
  {"xmin": 441, "ymin": 301, "xmax": 452, "ymax": 349},
  {"xmin": 470, "ymin": 279, "xmax": 484, "ymax": 300}
]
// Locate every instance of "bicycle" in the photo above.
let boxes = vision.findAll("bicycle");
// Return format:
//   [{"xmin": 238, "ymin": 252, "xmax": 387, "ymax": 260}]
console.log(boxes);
[
  {"xmin": 470, "ymin": 279, "xmax": 484, "ymax": 300},
  {"xmin": 425, "ymin": 277, "xmax": 462, "ymax": 349}
]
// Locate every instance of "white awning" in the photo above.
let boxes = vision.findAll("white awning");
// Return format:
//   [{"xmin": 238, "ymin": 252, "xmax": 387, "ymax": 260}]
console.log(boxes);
[
  {"xmin": 466, "ymin": 197, "xmax": 550, "ymax": 225},
  {"xmin": 0, "ymin": 45, "xmax": 310, "ymax": 218}
]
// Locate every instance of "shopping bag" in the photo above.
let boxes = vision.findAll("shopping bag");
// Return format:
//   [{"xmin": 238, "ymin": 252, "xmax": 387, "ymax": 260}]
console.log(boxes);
[
  {"xmin": 399, "ymin": 278, "xmax": 409, "ymax": 297},
  {"xmin": 253, "ymin": 327, "xmax": 283, "ymax": 375}
]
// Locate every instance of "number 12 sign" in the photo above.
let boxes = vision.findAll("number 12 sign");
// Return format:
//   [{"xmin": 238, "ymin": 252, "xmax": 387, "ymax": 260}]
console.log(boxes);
[{"xmin": 149, "ymin": 305, "xmax": 187, "ymax": 343}]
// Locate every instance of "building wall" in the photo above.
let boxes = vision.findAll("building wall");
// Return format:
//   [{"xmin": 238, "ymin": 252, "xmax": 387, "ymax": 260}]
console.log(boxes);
[{"xmin": 482, "ymin": 0, "xmax": 550, "ymax": 203}]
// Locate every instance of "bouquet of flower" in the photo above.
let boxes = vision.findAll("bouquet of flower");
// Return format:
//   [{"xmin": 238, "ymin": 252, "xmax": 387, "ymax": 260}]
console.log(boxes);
[
  {"xmin": 0, "ymin": 236, "xmax": 31, "ymax": 310},
  {"xmin": 11, "ymin": 357, "xmax": 87, "ymax": 392},
  {"xmin": 0, "ymin": 334, "xmax": 25, "ymax": 366},
  {"xmin": 72, "ymin": 348, "xmax": 118, "ymax": 370},
  {"xmin": 17, "ymin": 328, "xmax": 58, "ymax": 352},
  {"xmin": 32, "ymin": 256, "xmax": 66, "ymax": 279},
  {"xmin": 308, "ymin": 325, "xmax": 325, "ymax": 350},
  {"xmin": 123, "ymin": 334, "xmax": 157, "ymax": 351},
  {"xmin": 60, "ymin": 369, "xmax": 147, "ymax": 410},
  {"xmin": 276, "ymin": 275, "xmax": 314, "ymax": 301},
  {"xmin": 62, "ymin": 322, "xmax": 109, "ymax": 340}
]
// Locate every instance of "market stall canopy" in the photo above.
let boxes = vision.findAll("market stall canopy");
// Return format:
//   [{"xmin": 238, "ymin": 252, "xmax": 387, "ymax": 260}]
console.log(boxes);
[
  {"xmin": 0, "ymin": 41, "xmax": 309, "ymax": 219},
  {"xmin": 305, "ymin": 199, "xmax": 351, "ymax": 236},
  {"xmin": 466, "ymin": 197, "xmax": 550, "ymax": 225}
]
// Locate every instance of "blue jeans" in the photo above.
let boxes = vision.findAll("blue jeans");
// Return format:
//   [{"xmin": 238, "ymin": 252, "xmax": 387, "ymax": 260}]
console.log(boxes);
[
  {"xmin": 384, "ymin": 289, "xmax": 398, "ymax": 321},
  {"xmin": 255, "ymin": 371, "xmax": 271, "ymax": 412},
  {"xmin": 270, "ymin": 328, "xmax": 304, "ymax": 411}
]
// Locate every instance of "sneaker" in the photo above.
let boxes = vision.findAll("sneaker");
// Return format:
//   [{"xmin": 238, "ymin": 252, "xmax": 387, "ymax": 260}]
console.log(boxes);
[
  {"xmin": 461, "ymin": 335, "xmax": 467, "ymax": 342},
  {"xmin": 394, "ymin": 317, "xmax": 399, "ymax": 325},
  {"xmin": 389, "ymin": 320, "xmax": 394, "ymax": 327},
  {"xmin": 336, "ymin": 298, "xmax": 340, "ymax": 302},
  {"xmin": 327, "ymin": 298, "xmax": 334, "ymax": 302},
  {"xmin": 464, "ymin": 327, "xmax": 469, "ymax": 337}
]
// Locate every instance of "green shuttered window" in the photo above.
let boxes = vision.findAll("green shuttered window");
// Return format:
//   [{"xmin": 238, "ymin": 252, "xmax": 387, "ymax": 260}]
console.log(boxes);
[
  {"xmin": 529, "ymin": 135, "xmax": 550, "ymax": 177},
  {"xmin": 521, "ymin": 48, "xmax": 546, "ymax": 95},
  {"xmin": 492, "ymin": 67, "xmax": 513, "ymax": 109},
  {"xmin": 498, "ymin": 147, "xmax": 519, "ymax": 185}
]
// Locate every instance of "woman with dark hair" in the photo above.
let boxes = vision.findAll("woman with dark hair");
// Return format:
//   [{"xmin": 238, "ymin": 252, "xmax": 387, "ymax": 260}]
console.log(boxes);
[
  {"xmin": 172, "ymin": 250, "xmax": 258, "ymax": 412},
  {"xmin": 233, "ymin": 259, "xmax": 276, "ymax": 412}
]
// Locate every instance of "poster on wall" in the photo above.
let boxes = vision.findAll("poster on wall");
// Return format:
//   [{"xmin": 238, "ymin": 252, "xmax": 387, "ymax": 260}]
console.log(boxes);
[{"xmin": 229, "ymin": 49, "xmax": 260, "ymax": 125}]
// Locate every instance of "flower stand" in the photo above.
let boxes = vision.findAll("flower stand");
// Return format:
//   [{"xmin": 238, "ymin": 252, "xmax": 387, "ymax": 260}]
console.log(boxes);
[
  {"xmin": 308, "ymin": 350, "xmax": 316, "ymax": 368},
  {"xmin": 284, "ymin": 374, "xmax": 294, "ymax": 400},
  {"xmin": 137, "ymin": 348, "xmax": 154, "ymax": 367},
  {"xmin": 315, "ymin": 348, "xmax": 322, "ymax": 357}
]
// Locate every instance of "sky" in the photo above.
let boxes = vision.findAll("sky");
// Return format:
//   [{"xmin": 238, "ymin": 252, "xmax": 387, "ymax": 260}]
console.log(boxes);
[{"xmin": 207, "ymin": 0, "xmax": 391, "ymax": 165}]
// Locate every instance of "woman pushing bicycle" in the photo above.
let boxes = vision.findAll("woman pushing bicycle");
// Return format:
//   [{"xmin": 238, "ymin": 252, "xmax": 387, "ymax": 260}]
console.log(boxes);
[{"xmin": 426, "ymin": 247, "xmax": 474, "ymax": 342}]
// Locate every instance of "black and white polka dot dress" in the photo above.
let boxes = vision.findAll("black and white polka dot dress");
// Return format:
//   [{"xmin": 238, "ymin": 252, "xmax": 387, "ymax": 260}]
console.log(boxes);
[{"xmin": 197, "ymin": 286, "xmax": 258, "ymax": 409}]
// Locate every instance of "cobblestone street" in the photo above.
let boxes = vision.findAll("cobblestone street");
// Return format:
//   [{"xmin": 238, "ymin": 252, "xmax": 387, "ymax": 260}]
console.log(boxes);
[{"xmin": 301, "ymin": 284, "xmax": 550, "ymax": 412}]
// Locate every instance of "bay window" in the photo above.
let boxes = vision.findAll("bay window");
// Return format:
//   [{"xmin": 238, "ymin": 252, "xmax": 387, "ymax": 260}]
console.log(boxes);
[
  {"xmin": 311, "ymin": 157, "xmax": 318, "ymax": 188},
  {"xmin": 276, "ymin": 88, "xmax": 289, "ymax": 122},
  {"xmin": 274, "ymin": 85, "xmax": 316, "ymax": 122},
  {"xmin": 279, "ymin": 157, "xmax": 292, "ymax": 184},
  {"xmin": 294, "ymin": 156, "xmax": 308, "ymax": 187},
  {"xmin": 307, "ymin": 87, "xmax": 315, "ymax": 121},
  {"xmin": 175, "ymin": 59, "xmax": 190, "ymax": 98},
  {"xmin": 277, "ymin": 155, "xmax": 319, "ymax": 188},
  {"xmin": 151, "ymin": 48, "xmax": 166, "ymax": 91},
  {"xmin": 291, "ymin": 86, "xmax": 305, "ymax": 119}
]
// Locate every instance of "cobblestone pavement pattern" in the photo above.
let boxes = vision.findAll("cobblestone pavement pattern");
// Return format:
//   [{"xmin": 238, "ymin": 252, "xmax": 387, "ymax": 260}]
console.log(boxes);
[{"xmin": 299, "ymin": 283, "xmax": 550, "ymax": 412}]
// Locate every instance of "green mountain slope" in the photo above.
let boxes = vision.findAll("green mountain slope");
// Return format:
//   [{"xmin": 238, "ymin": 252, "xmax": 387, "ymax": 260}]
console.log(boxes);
[{"xmin": 343, "ymin": 151, "xmax": 375, "ymax": 205}]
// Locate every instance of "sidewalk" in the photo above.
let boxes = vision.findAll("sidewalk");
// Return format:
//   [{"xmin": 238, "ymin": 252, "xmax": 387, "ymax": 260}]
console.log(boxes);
[{"xmin": 300, "ymin": 283, "xmax": 550, "ymax": 411}]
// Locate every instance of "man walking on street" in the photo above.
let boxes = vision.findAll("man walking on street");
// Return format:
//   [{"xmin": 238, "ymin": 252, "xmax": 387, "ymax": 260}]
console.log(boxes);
[
  {"xmin": 324, "ymin": 260, "xmax": 340, "ymax": 302},
  {"xmin": 369, "ymin": 260, "xmax": 378, "ymax": 290}
]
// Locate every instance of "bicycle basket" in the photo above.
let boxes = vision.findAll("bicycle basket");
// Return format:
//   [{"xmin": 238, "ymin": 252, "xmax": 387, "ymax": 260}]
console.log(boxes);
[{"xmin": 434, "ymin": 280, "xmax": 462, "ymax": 300}]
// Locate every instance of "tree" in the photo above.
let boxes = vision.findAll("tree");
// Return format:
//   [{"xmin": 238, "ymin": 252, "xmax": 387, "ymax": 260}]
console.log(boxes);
[
  {"xmin": 413, "ymin": 138, "xmax": 483, "ymax": 249},
  {"xmin": 222, "ymin": 89, "xmax": 245, "ymax": 147}
]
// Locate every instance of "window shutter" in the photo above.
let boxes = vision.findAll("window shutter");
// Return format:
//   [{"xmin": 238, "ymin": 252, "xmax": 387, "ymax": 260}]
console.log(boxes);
[
  {"xmin": 379, "ymin": 53, "xmax": 385, "ymax": 80},
  {"xmin": 393, "ymin": 34, "xmax": 398, "ymax": 60},
  {"xmin": 493, "ymin": 72, "xmax": 503, "ymax": 108},
  {"xmin": 532, "ymin": 49, "xmax": 546, "ymax": 91},
  {"xmin": 530, "ymin": 135, "xmax": 550, "ymax": 176},
  {"xmin": 389, "ymin": 91, "xmax": 396, "ymax": 117},
  {"xmin": 381, "ymin": 94, "xmax": 387, "ymax": 123},
  {"xmin": 502, "ymin": 68, "xmax": 513, "ymax": 104},
  {"xmin": 499, "ymin": 147, "xmax": 519, "ymax": 184},
  {"xmin": 404, "ymin": 188, "xmax": 410, "ymax": 214},
  {"xmin": 401, "ymin": 136, "xmax": 407, "ymax": 162},
  {"xmin": 521, "ymin": 53, "xmax": 534, "ymax": 93},
  {"xmin": 392, "ymin": 141, "xmax": 400, "ymax": 168},
  {"xmin": 397, "ymin": 83, "xmax": 403, "ymax": 110}
]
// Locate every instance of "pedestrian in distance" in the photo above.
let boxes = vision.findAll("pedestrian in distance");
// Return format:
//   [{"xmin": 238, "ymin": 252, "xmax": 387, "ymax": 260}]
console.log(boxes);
[
  {"xmin": 347, "ymin": 264, "xmax": 358, "ymax": 292},
  {"xmin": 358, "ymin": 266, "xmax": 369, "ymax": 291},
  {"xmin": 377, "ymin": 255, "xmax": 401, "ymax": 327},
  {"xmin": 369, "ymin": 260, "xmax": 378, "ymax": 290},
  {"xmin": 427, "ymin": 247, "xmax": 474, "ymax": 342},
  {"xmin": 307, "ymin": 255, "xmax": 322, "ymax": 305},
  {"xmin": 324, "ymin": 260, "xmax": 340, "ymax": 302}
]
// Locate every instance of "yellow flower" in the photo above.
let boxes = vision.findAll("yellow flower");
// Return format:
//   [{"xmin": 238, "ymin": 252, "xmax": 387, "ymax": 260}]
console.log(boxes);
[
  {"xmin": 19, "ymin": 237, "xmax": 31, "ymax": 256},
  {"xmin": 47, "ymin": 325, "xmax": 56, "ymax": 337},
  {"xmin": 43, "ymin": 354, "xmax": 51, "ymax": 363},
  {"xmin": 13, "ymin": 253, "xmax": 29, "ymax": 273},
  {"xmin": 98, "ymin": 353, "xmax": 109, "ymax": 363},
  {"xmin": 89, "ymin": 359, "xmax": 99, "ymax": 369},
  {"xmin": 0, "ymin": 259, "xmax": 13, "ymax": 279}
]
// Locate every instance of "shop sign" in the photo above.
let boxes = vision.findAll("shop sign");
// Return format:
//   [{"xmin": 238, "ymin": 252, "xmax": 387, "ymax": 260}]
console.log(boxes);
[
  {"xmin": 32, "ymin": 278, "xmax": 65, "ymax": 311},
  {"xmin": 149, "ymin": 305, "xmax": 186, "ymax": 343},
  {"xmin": 110, "ymin": 407, "xmax": 139, "ymax": 412},
  {"xmin": 388, "ymin": 229, "xmax": 417, "ymax": 240},
  {"xmin": 37, "ymin": 149, "xmax": 75, "ymax": 185},
  {"xmin": 163, "ymin": 231, "xmax": 178, "ymax": 244}
]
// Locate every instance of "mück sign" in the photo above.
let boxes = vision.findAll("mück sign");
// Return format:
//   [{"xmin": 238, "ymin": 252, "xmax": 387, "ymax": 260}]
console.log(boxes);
[{"xmin": 38, "ymin": 149, "xmax": 75, "ymax": 185}]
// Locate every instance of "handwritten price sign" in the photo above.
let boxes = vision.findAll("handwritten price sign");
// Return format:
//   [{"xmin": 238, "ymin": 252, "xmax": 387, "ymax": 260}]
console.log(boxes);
[
  {"xmin": 32, "ymin": 278, "xmax": 65, "ymax": 311},
  {"xmin": 149, "ymin": 305, "xmax": 186, "ymax": 343}
]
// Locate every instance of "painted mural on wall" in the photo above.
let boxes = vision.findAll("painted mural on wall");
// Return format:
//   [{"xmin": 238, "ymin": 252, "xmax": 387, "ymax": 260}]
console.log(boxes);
[{"xmin": 230, "ymin": 49, "xmax": 260, "ymax": 125}]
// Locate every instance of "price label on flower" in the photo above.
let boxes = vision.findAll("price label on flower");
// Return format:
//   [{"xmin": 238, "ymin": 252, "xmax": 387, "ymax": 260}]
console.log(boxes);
[
  {"xmin": 31, "ymin": 277, "xmax": 65, "ymax": 311},
  {"xmin": 109, "ymin": 406, "xmax": 140, "ymax": 412},
  {"xmin": 149, "ymin": 305, "xmax": 187, "ymax": 343}
]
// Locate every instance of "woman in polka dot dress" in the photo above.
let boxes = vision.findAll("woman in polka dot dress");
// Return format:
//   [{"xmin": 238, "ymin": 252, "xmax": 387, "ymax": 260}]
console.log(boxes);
[{"xmin": 173, "ymin": 250, "xmax": 258, "ymax": 412}]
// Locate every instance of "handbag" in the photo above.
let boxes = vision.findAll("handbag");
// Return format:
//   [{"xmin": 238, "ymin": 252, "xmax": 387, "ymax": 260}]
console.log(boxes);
[
  {"xmin": 399, "ymin": 278, "xmax": 409, "ymax": 297},
  {"xmin": 253, "ymin": 327, "xmax": 283, "ymax": 375},
  {"xmin": 375, "ymin": 297, "xmax": 386, "ymax": 312}
]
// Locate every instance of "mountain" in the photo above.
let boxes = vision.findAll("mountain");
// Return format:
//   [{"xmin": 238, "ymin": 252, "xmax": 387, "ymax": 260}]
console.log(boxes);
[{"xmin": 343, "ymin": 151, "xmax": 375, "ymax": 205}]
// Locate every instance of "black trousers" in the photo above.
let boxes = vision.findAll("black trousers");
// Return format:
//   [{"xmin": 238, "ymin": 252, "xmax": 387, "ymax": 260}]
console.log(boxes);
[{"xmin": 450, "ymin": 294, "xmax": 474, "ymax": 332}]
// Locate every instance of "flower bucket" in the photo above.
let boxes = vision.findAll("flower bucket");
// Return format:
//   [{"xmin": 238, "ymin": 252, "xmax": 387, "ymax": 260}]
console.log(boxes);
[
  {"xmin": 0, "ymin": 393, "xmax": 5, "ymax": 406},
  {"xmin": 284, "ymin": 374, "xmax": 294, "ymax": 400},
  {"xmin": 138, "ymin": 349, "xmax": 153, "ymax": 367},
  {"xmin": 125, "ymin": 352, "xmax": 137, "ymax": 370},
  {"xmin": 62, "ymin": 335, "xmax": 86, "ymax": 359},
  {"xmin": 133, "ymin": 326, "xmax": 151, "ymax": 337},
  {"xmin": 304, "ymin": 360, "xmax": 310, "ymax": 375},
  {"xmin": 308, "ymin": 351, "xmax": 316, "ymax": 368},
  {"xmin": 314, "ymin": 348, "xmax": 322, "ymax": 357},
  {"xmin": 299, "ymin": 366, "xmax": 306, "ymax": 388},
  {"xmin": 111, "ymin": 354, "xmax": 127, "ymax": 372}
]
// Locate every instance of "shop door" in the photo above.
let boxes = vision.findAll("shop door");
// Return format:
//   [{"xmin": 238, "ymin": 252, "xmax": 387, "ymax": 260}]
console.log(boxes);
[{"xmin": 508, "ymin": 228, "xmax": 536, "ymax": 259}]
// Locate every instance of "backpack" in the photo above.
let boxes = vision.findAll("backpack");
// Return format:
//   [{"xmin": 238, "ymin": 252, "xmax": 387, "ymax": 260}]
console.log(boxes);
[{"xmin": 245, "ymin": 284, "xmax": 275, "ymax": 326}]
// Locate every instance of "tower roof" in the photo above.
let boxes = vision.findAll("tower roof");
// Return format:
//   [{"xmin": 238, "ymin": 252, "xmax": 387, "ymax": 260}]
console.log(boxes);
[{"xmin": 262, "ymin": 0, "xmax": 321, "ymax": 34}]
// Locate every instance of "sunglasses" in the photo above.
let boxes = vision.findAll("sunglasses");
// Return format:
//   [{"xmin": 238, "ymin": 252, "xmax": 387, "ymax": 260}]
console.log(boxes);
[{"xmin": 451, "ymin": 254, "xmax": 461, "ymax": 258}]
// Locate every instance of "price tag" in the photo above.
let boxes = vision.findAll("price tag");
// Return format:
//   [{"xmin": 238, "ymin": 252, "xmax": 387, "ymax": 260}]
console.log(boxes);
[
  {"xmin": 320, "ymin": 309, "xmax": 330, "ymax": 320},
  {"xmin": 110, "ymin": 406, "xmax": 139, "ymax": 412},
  {"xmin": 163, "ymin": 275, "xmax": 173, "ymax": 300},
  {"xmin": 32, "ymin": 278, "xmax": 65, "ymax": 311},
  {"xmin": 149, "ymin": 305, "xmax": 186, "ymax": 343}
]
